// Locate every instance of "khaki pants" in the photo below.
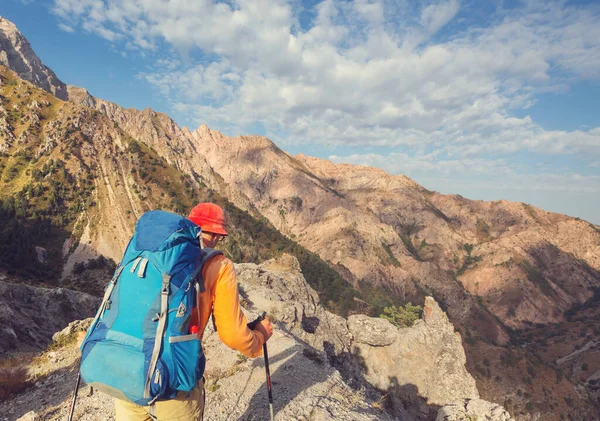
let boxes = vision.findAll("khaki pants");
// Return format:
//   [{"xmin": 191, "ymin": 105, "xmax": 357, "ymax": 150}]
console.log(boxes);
[{"xmin": 114, "ymin": 380, "xmax": 205, "ymax": 421}]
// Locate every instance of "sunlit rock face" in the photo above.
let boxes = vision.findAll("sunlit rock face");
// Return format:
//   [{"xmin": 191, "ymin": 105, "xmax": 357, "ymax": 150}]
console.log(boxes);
[{"xmin": 0, "ymin": 16, "xmax": 68, "ymax": 100}]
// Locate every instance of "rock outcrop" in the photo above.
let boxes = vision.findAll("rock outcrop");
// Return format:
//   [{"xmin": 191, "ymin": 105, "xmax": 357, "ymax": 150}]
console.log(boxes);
[
  {"xmin": 235, "ymin": 255, "xmax": 493, "ymax": 420},
  {"xmin": 436, "ymin": 399, "xmax": 515, "ymax": 421},
  {"xmin": 0, "ymin": 280, "xmax": 99, "ymax": 354},
  {"xmin": 348, "ymin": 298, "xmax": 479, "ymax": 407},
  {"xmin": 0, "ymin": 17, "xmax": 68, "ymax": 100}
]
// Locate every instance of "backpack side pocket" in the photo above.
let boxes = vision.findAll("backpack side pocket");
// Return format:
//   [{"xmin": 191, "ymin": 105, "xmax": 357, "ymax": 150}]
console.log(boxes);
[{"xmin": 168, "ymin": 334, "xmax": 202, "ymax": 391}]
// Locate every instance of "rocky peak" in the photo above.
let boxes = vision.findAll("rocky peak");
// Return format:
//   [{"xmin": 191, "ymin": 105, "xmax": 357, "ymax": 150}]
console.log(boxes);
[
  {"xmin": 65, "ymin": 85, "xmax": 95, "ymax": 107},
  {"xmin": 0, "ymin": 16, "xmax": 68, "ymax": 100}
]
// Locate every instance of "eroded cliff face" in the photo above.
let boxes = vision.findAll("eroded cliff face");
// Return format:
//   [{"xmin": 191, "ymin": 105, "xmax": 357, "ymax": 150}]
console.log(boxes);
[{"xmin": 0, "ymin": 66, "xmax": 191, "ymax": 278}]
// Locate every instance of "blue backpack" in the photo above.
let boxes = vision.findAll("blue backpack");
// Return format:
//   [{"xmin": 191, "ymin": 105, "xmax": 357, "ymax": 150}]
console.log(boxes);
[{"xmin": 79, "ymin": 210, "xmax": 221, "ymax": 405}]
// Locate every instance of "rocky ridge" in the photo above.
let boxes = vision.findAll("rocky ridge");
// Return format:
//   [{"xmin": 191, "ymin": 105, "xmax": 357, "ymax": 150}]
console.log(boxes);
[{"xmin": 0, "ymin": 255, "xmax": 512, "ymax": 421}]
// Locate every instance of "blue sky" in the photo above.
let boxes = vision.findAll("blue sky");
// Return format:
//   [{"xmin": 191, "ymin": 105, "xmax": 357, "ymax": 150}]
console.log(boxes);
[{"xmin": 3, "ymin": 0, "xmax": 600, "ymax": 224}]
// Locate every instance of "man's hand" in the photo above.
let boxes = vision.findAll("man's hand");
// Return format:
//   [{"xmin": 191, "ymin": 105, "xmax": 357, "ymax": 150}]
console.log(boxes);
[{"xmin": 254, "ymin": 319, "xmax": 273, "ymax": 342}]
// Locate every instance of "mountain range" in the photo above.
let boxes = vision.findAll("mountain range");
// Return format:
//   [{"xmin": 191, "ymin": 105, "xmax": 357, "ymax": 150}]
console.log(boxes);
[{"xmin": 1, "ymin": 15, "xmax": 599, "ymax": 420}]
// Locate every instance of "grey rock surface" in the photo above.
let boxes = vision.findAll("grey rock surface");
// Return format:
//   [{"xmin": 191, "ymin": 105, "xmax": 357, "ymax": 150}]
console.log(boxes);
[
  {"xmin": 236, "ymin": 255, "xmax": 484, "ymax": 420},
  {"xmin": 15, "ymin": 411, "xmax": 36, "ymax": 421},
  {"xmin": 352, "ymin": 297, "xmax": 480, "ymax": 407},
  {"xmin": 34, "ymin": 247, "xmax": 48, "ymax": 264},
  {"xmin": 348, "ymin": 314, "xmax": 398, "ymax": 346},
  {"xmin": 436, "ymin": 399, "xmax": 516, "ymax": 421},
  {"xmin": 0, "ymin": 280, "xmax": 100, "ymax": 353},
  {"xmin": 235, "ymin": 254, "xmax": 353, "ymax": 356}
]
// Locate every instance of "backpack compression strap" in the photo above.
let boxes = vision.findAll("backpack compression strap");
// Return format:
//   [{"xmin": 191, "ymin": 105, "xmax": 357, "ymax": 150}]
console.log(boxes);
[
  {"xmin": 145, "ymin": 273, "xmax": 171, "ymax": 401},
  {"xmin": 80, "ymin": 265, "xmax": 125, "ymax": 351}
]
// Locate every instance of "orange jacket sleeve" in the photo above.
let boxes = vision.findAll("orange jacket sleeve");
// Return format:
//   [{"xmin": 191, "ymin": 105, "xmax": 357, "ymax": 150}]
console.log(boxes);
[{"xmin": 203, "ymin": 255, "xmax": 265, "ymax": 358}]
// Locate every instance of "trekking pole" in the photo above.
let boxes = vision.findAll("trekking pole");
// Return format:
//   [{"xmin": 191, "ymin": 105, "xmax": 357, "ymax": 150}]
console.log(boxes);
[
  {"xmin": 67, "ymin": 370, "xmax": 81, "ymax": 421},
  {"xmin": 263, "ymin": 340, "xmax": 274, "ymax": 421},
  {"xmin": 248, "ymin": 312, "xmax": 274, "ymax": 421}
]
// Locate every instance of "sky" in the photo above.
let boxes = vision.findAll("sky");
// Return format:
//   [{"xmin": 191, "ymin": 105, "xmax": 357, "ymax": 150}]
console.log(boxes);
[{"xmin": 3, "ymin": 0, "xmax": 600, "ymax": 224}]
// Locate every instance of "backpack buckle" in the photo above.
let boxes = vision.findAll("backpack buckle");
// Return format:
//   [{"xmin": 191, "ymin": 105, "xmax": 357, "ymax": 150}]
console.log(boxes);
[{"xmin": 161, "ymin": 274, "xmax": 170, "ymax": 295}]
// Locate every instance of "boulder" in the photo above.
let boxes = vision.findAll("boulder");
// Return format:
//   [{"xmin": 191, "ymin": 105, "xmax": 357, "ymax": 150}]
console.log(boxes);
[
  {"xmin": 347, "ymin": 314, "xmax": 397, "ymax": 346},
  {"xmin": 436, "ymin": 399, "xmax": 515, "ymax": 421}
]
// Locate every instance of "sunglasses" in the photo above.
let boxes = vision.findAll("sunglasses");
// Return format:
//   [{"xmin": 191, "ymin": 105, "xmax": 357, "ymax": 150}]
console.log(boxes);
[{"xmin": 208, "ymin": 233, "xmax": 225, "ymax": 243}]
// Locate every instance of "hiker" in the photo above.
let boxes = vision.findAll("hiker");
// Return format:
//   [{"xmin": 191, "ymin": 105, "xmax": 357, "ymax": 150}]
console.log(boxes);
[{"xmin": 79, "ymin": 203, "xmax": 273, "ymax": 421}]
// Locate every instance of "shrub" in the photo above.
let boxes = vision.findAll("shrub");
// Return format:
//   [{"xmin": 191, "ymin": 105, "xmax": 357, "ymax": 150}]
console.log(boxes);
[
  {"xmin": 380, "ymin": 302, "xmax": 422, "ymax": 328},
  {"xmin": 381, "ymin": 242, "xmax": 401, "ymax": 267},
  {"xmin": 521, "ymin": 260, "xmax": 553, "ymax": 296},
  {"xmin": 400, "ymin": 234, "xmax": 421, "ymax": 261}
]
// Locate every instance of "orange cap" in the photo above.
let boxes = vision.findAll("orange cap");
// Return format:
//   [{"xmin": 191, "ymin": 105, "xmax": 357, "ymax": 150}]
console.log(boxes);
[{"xmin": 188, "ymin": 203, "xmax": 228, "ymax": 236}]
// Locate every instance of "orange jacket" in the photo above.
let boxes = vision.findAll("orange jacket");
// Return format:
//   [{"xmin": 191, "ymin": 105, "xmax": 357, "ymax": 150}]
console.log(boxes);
[{"xmin": 191, "ymin": 254, "xmax": 265, "ymax": 358}]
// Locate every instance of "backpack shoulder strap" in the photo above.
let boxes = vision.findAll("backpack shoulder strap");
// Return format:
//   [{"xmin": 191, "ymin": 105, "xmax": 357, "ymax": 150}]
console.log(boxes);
[
  {"xmin": 202, "ymin": 248, "xmax": 223, "ymax": 266},
  {"xmin": 191, "ymin": 248, "xmax": 223, "ymax": 292}
]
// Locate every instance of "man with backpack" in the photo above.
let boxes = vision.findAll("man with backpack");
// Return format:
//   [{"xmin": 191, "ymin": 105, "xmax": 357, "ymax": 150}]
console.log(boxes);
[{"xmin": 78, "ymin": 203, "xmax": 273, "ymax": 421}]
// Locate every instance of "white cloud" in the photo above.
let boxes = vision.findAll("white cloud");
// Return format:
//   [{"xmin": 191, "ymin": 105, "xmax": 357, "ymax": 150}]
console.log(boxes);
[
  {"xmin": 58, "ymin": 23, "xmax": 74, "ymax": 33},
  {"xmin": 353, "ymin": 0, "xmax": 384, "ymax": 25},
  {"xmin": 420, "ymin": 0, "xmax": 460, "ymax": 35},
  {"xmin": 52, "ymin": 0, "xmax": 600, "ymax": 161},
  {"xmin": 329, "ymin": 152, "xmax": 600, "ymax": 193}
]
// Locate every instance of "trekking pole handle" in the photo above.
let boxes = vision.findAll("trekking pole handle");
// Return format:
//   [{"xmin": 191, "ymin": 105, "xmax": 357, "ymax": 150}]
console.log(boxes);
[
  {"xmin": 247, "ymin": 311, "xmax": 274, "ymax": 420},
  {"xmin": 247, "ymin": 311, "xmax": 267, "ymax": 330}
]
